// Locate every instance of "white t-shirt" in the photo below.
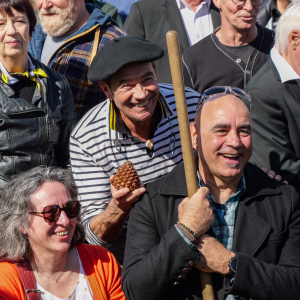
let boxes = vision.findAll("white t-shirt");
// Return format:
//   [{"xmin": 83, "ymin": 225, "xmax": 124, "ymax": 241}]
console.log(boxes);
[{"xmin": 36, "ymin": 250, "xmax": 93, "ymax": 300}]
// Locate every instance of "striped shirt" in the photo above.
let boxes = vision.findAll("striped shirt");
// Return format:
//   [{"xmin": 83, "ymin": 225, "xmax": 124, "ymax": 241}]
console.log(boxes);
[{"xmin": 70, "ymin": 84, "xmax": 199, "ymax": 250}]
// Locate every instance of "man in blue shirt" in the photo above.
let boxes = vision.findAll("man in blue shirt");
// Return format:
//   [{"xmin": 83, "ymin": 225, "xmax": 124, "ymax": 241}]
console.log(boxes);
[{"xmin": 122, "ymin": 87, "xmax": 300, "ymax": 300}]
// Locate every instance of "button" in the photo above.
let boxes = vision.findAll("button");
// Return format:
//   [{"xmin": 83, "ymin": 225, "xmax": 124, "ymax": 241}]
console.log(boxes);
[
  {"xmin": 173, "ymin": 281, "xmax": 180, "ymax": 286},
  {"xmin": 236, "ymin": 58, "xmax": 241, "ymax": 63},
  {"xmin": 188, "ymin": 261, "xmax": 195, "ymax": 267},
  {"xmin": 178, "ymin": 275, "xmax": 184, "ymax": 281},
  {"xmin": 246, "ymin": 70, "xmax": 250, "ymax": 74},
  {"xmin": 182, "ymin": 268, "xmax": 190, "ymax": 273},
  {"xmin": 216, "ymin": 231, "xmax": 220, "ymax": 235}
]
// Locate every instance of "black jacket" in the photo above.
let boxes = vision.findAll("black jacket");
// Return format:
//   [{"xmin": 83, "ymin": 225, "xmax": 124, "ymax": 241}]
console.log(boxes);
[
  {"xmin": 245, "ymin": 57, "xmax": 300, "ymax": 194},
  {"xmin": 122, "ymin": 160, "xmax": 300, "ymax": 300},
  {"xmin": 123, "ymin": 0, "xmax": 221, "ymax": 84},
  {"xmin": 0, "ymin": 57, "xmax": 78, "ymax": 195},
  {"xmin": 182, "ymin": 25, "xmax": 274, "ymax": 94}
]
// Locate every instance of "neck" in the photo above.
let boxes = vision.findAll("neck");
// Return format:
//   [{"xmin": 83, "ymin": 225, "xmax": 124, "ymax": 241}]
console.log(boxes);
[
  {"xmin": 216, "ymin": 24, "xmax": 258, "ymax": 46},
  {"xmin": 66, "ymin": 4, "xmax": 90, "ymax": 35},
  {"xmin": 120, "ymin": 111, "xmax": 156, "ymax": 142},
  {"xmin": 182, "ymin": 0, "xmax": 204, "ymax": 11},
  {"xmin": 30, "ymin": 247, "xmax": 70, "ymax": 274},
  {"xmin": 2, "ymin": 54, "xmax": 28, "ymax": 73},
  {"xmin": 198, "ymin": 162, "xmax": 241, "ymax": 204},
  {"xmin": 276, "ymin": 0, "xmax": 290, "ymax": 14}
]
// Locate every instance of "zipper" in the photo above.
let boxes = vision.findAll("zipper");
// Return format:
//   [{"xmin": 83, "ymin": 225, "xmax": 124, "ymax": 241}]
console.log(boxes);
[{"xmin": 40, "ymin": 114, "xmax": 50, "ymax": 165}]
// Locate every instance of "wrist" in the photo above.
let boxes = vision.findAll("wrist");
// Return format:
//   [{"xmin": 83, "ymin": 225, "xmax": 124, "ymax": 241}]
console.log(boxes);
[{"xmin": 224, "ymin": 253, "xmax": 236, "ymax": 275}]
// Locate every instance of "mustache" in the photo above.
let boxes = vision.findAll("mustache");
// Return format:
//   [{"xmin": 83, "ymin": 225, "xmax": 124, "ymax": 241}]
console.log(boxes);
[{"xmin": 39, "ymin": 7, "xmax": 60, "ymax": 15}]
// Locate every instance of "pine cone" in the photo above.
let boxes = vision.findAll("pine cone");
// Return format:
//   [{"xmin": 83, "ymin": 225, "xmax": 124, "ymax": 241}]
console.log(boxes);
[{"xmin": 113, "ymin": 161, "xmax": 140, "ymax": 191}]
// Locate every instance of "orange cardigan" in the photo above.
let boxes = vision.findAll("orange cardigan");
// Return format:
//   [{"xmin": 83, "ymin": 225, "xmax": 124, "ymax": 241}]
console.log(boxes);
[{"xmin": 0, "ymin": 244, "xmax": 126, "ymax": 300}]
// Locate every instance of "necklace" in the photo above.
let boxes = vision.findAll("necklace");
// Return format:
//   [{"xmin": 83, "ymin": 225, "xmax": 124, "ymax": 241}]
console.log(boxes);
[{"xmin": 38, "ymin": 256, "xmax": 68, "ymax": 283}]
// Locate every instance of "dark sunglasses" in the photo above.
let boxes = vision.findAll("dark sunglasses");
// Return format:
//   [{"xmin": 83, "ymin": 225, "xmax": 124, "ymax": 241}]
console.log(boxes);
[
  {"xmin": 196, "ymin": 86, "xmax": 252, "ymax": 113},
  {"xmin": 29, "ymin": 200, "xmax": 81, "ymax": 224}
]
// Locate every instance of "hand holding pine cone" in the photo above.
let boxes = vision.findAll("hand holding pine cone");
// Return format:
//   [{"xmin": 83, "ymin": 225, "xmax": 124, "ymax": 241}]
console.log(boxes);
[{"xmin": 113, "ymin": 161, "xmax": 140, "ymax": 191}]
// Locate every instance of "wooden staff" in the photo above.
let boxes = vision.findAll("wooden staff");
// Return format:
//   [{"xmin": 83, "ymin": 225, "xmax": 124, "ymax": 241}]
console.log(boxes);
[{"xmin": 166, "ymin": 30, "xmax": 215, "ymax": 300}]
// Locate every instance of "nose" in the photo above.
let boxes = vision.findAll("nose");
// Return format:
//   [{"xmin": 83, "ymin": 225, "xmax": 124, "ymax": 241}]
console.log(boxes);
[
  {"xmin": 226, "ymin": 130, "xmax": 242, "ymax": 148},
  {"xmin": 56, "ymin": 210, "xmax": 70, "ymax": 226},
  {"xmin": 243, "ymin": 0, "xmax": 254, "ymax": 11},
  {"xmin": 6, "ymin": 21, "xmax": 17, "ymax": 36},
  {"xmin": 39, "ymin": 0, "xmax": 53, "ymax": 10},
  {"xmin": 133, "ymin": 83, "xmax": 147, "ymax": 99}
]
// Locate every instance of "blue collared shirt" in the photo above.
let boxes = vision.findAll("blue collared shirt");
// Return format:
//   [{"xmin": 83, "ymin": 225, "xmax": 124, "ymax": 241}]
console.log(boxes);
[{"xmin": 176, "ymin": 172, "xmax": 246, "ymax": 300}]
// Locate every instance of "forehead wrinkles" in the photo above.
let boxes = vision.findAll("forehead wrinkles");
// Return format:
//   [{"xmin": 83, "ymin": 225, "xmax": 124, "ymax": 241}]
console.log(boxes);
[{"xmin": 199, "ymin": 95, "xmax": 251, "ymax": 131}]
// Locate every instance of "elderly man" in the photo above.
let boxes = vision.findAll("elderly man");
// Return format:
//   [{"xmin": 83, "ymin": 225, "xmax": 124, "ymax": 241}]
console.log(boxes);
[
  {"xmin": 28, "ymin": 0, "xmax": 126, "ymax": 118},
  {"xmin": 122, "ymin": 87, "xmax": 300, "ymax": 300},
  {"xmin": 182, "ymin": 0, "xmax": 274, "ymax": 94},
  {"xmin": 245, "ymin": 3, "xmax": 300, "ymax": 194},
  {"xmin": 69, "ymin": 36, "xmax": 199, "ymax": 264}
]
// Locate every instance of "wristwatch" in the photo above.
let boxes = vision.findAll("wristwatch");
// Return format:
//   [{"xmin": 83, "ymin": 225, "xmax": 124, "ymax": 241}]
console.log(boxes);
[{"xmin": 226, "ymin": 256, "xmax": 237, "ymax": 278}]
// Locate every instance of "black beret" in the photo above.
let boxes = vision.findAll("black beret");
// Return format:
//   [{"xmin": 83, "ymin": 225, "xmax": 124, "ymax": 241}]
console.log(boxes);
[{"xmin": 87, "ymin": 36, "xmax": 164, "ymax": 82}]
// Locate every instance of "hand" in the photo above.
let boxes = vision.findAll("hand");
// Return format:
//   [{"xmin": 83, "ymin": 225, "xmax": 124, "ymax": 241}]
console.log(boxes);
[
  {"xmin": 109, "ymin": 175, "xmax": 146, "ymax": 213},
  {"xmin": 195, "ymin": 234, "xmax": 235, "ymax": 274},
  {"xmin": 178, "ymin": 187, "xmax": 214, "ymax": 237},
  {"xmin": 261, "ymin": 167, "xmax": 288, "ymax": 184}
]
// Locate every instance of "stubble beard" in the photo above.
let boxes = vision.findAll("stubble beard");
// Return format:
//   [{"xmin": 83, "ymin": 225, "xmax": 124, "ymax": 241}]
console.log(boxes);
[{"xmin": 39, "ymin": 0, "xmax": 79, "ymax": 37}]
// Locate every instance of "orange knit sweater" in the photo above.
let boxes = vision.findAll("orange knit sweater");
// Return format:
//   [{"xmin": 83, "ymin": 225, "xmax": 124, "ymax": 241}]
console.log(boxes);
[{"xmin": 0, "ymin": 244, "xmax": 125, "ymax": 300}]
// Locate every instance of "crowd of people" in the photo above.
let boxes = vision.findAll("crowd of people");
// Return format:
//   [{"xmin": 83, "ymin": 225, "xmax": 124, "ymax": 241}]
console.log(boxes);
[{"xmin": 0, "ymin": 0, "xmax": 300, "ymax": 299}]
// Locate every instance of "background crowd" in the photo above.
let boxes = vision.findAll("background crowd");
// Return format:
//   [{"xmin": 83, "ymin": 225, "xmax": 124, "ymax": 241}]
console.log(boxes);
[{"xmin": 0, "ymin": 0, "xmax": 300, "ymax": 299}]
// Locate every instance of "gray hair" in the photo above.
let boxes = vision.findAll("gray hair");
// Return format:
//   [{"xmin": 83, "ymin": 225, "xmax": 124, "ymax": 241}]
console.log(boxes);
[
  {"xmin": 276, "ymin": 1, "xmax": 300, "ymax": 55},
  {"xmin": 0, "ymin": 166, "xmax": 85, "ymax": 262}
]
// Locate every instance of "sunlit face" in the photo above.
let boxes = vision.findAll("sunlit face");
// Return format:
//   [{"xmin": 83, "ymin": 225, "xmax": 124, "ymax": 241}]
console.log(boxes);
[
  {"xmin": 0, "ymin": 8, "xmax": 30, "ymax": 63},
  {"xmin": 191, "ymin": 95, "xmax": 252, "ymax": 184},
  {"xmin": 24, "ymin": 181, "xmax": 77, "ymax": 256},
  {"xmin": 214, "ymin": 0, "xmax": 260, "ymax": 31},
  {"xmin": 36, "ymin": 0, "xmax": 78, "ymax": 37},
  {"xmin": 100, "ymin": 62, "xmax": 160, "ymax": 126}
]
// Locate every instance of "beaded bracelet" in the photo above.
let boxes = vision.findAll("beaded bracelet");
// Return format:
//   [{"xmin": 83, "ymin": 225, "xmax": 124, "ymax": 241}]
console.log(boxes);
[{"xmin": 177, "ymin": 222, "xmax": 199, "ymax": 240}]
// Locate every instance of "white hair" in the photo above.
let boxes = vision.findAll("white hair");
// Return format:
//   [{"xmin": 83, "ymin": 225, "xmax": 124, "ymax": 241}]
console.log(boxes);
[{"xmin": 276, "ymin": 1, "xmax": 300, "ymax": 55}]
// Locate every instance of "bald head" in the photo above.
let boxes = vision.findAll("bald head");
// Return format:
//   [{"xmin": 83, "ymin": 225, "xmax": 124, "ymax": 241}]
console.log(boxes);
[{"xmin": 191, "ymin": 95, "xmax": 252, "ymax": 185}]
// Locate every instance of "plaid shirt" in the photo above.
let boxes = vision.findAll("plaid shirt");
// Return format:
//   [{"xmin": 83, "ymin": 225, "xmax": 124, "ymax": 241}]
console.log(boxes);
[
  {"xmin": 198, "ymin": 172, "xmax": 246, "ymax": 300},
  {"xmin": 49, "ymin": 24, "xmax": 127, "ymax": 118}
]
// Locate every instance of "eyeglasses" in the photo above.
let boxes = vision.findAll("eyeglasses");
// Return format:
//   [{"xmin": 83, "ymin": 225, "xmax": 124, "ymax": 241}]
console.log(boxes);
[
  {"xmin": 196, "ymin": 86, "xmax": 251, "ymax": 113},
  {"xmin": 232, "ymin": 0, "xmax": 264, "ymax": 7},
  {"xmin": 29, "ymin": 201, "xmax": 81, "ymax": 224}
]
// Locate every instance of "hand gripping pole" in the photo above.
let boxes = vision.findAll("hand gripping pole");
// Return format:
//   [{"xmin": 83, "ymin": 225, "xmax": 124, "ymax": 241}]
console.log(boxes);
[{"xmin": 166, "ymin": 30, "xmax": 215, "ymax": 300}]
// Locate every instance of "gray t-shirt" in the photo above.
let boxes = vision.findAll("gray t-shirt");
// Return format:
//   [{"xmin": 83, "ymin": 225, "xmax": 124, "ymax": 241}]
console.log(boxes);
[{"xmin": 41, "ymin": 31, "xmax": 74, "ymax": 65}]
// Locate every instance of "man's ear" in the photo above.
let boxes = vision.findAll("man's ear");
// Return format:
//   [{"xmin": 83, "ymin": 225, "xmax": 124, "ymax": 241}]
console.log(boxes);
[
  {"xmin": 213, "ymin": 0, "xmax": 221, "ymax": 10},
  {"xmin": 190, "ymin": 122, "xmax": 199, "ymax": 150},
  {"xmin": 289, "ymin": 30, "xmax": 300, "ymax": 50},
  {"xmin": 99, "ymin": 81, "xmax": 114, "ymax": 100}
]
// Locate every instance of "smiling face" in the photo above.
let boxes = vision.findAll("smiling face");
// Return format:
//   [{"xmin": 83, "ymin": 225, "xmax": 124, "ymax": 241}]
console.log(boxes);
[
  {"xmin": 214, "ymin": 0, "xmax": 260, "ymax": 31},
  {"xmin": 191, "ymin": 95, "xmax": 252, "ymax": 185},
  {"xmin": 24, "ymin": 181, "xmax": 77, "ymax": 256},
  {"xmin": 100, "ymin": 62, "xmax": 160, "ymax": 130},
  {"xmin": 0, "ymin": 8, "xmax": 30, "ymax": 65},
  {"xmin": 36, "ymin": 0, "xmax": 78, "ymax": 37}
]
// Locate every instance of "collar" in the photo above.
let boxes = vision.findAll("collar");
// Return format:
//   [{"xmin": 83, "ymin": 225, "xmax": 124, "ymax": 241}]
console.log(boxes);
[
  {"xmin": 159, "ymin": 155, "xmax": 280, "ymax": 200},
  {"xmin": 271, "ymin": 46, "xmax": 300, "ymax": 84},
  {"xmin": 176, "ymin": 0, "xmax": 211, "ymax": 11},
  {"xmin": 107, "ymin": 91, "xmax": 174, "ymax": 141},
  {"xmin": 197, "ymin": 171, "xmax": 246, "ymax": 204}
]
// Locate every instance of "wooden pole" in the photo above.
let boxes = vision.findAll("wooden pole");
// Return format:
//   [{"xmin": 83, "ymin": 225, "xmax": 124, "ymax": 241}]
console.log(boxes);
[{"xmin": 166, "ymin": 30, "xmax": 215, "ymax": 300}]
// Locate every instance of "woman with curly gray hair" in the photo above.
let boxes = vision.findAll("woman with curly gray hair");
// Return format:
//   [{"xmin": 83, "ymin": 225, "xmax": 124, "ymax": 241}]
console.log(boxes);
[{"xmin": 0, "ymin": 166, "xmax": 125, "ymax": 300}]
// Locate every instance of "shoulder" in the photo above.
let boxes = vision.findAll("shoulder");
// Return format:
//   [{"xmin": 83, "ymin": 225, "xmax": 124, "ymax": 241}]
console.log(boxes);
[
  {"xmin": 101, "ymin": 23, "xmax": 127, "ymax": 39},
  {"xmin": 71, "ymin": 100, "xmax": 109, "ymax": 140},
  {"xmin": 130, "ymin": 0, "xmax": 159, "ymax": 10},
  {"xmin": 0, "ymin": 262, "xmax": 23, "ymax": 299},
  {"xmin": 77, "ymin": 243, "xmax": 114, "ymax": 260},
  {"xmin": 259, "ymin": 25, "xmax": 275, "ymax": 49},
  {"xmin": 183, "ymin": 34, "xmax": 214, "ymax": 58}
]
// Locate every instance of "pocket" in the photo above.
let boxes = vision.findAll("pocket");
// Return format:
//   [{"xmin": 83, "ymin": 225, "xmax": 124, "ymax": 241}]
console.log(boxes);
[{"xmin": 268, "ymin": 227, "xmax": 288, "ymax": 242}]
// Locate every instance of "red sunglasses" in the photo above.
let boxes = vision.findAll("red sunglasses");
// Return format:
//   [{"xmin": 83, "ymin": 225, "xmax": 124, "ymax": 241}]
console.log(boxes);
[{"xmin": 29, "ymin": 201, "xmax": 81, "ymax": 224}]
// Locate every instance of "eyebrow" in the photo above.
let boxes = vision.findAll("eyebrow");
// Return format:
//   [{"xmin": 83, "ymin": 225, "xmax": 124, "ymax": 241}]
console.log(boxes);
[
  {"xmin": 117, "ymin": 71, "xmax": 155, "ymax": 86},
  {"xmin": 211, "ymin": 123, "xmax": 252, "ymax": 131}
]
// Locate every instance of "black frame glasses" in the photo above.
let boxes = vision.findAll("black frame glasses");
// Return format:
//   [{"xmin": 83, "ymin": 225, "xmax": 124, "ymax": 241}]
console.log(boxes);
[
  {"xmin": 231, "ymin": 0, "xmax": 265, "ymax": 7},
  {"xmin": 196, "ymin": 86, "xmax": 252, "ymax": 113},
  {"xmin": 29, "ymin": 200, "xmax": 81, "ymax": 224}
]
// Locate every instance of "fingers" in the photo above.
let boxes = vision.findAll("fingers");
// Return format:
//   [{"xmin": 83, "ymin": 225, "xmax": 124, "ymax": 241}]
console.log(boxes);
[
  {"xmin": 261, "ymin": 167, "xmax": 268, "ymax": 173},
  {"xmin": 267, "ymin": 170, "xmax": 276, "ymax": 179},
  {"xmin": 283, "ymin": 180, "xmax": 289, "ymax": 185},
  {"xmin": 274, "ymin": 175, "xmax": 282, "ymax": 181}
]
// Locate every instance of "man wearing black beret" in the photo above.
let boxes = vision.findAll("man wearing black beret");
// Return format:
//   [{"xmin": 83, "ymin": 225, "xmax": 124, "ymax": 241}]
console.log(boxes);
[{"xmin": 69, "ymin": 36, "xmax": 200, "ymax": 264}]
